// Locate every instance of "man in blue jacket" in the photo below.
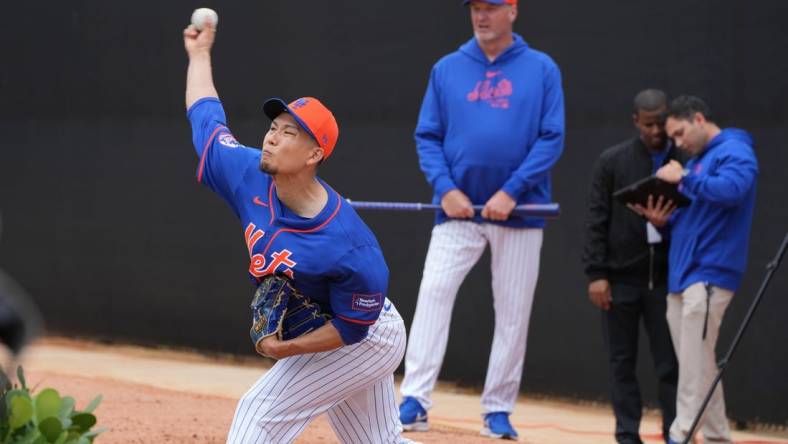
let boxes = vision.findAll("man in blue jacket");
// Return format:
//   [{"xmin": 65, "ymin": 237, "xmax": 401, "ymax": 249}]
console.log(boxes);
[
  {"xmin": 398, "ymin": 0, "xmax": 564, "ymax": 440},
  {"xmin": 635, "ymin": 96, "xmax": 758, "ymax": 444}
]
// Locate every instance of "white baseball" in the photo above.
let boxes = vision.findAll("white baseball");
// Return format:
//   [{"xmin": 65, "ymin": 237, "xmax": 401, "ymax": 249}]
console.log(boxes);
[{"xmin": 191, "ymin": 8, "xmax": 218, "ymax": 31}]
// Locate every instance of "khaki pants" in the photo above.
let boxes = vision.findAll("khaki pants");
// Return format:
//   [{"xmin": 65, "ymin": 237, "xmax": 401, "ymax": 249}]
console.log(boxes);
[{"xmin": 666, "ymin": 282, "xmax": 733, "ymax": 444}]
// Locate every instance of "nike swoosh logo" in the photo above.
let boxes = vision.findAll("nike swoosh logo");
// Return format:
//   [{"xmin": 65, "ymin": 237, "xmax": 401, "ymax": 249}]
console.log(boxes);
[
  {"xmin": 384, "ymin": 302, "xmax": 392, "ymax": 312},
  {"xmin": 253, "ymin": 196, "xmax": 269, "ymax": 207}
]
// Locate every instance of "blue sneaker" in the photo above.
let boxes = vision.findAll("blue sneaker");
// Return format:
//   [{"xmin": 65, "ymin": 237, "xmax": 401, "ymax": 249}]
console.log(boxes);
[
  {"xmin": 399, "ymin": 396, "xmax": 428, "ymax": 432},
  {"xmin": 481, "ymin": 412, "xmax": 519, "ymax": 440}
]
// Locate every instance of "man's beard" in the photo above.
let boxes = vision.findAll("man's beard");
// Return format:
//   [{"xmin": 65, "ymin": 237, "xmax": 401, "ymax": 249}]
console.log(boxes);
[{"xmin": 259, "ymin": 159, "xmax": 277, "ymax": 175}]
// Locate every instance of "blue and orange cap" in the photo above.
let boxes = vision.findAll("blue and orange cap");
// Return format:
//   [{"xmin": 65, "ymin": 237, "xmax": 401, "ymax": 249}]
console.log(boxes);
[
  {"xmin": 263, "ymin": 97, "xmax": 339, "ymax": 160},
  {"xmin": 462, "ymin": 0, "xmax": 517, "ymax": 5}
]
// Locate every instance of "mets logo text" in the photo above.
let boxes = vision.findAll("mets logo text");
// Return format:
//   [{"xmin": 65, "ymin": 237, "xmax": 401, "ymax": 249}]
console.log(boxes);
[
  {"xmin": 244, "ymin": 223, "xmax": 297, "ymax": 279},
  {"xmin": 467, "ymin": 71, "xmax": 513, "ymax": 109},
  {"xmin": 291, "ymin": 98, "xmax": 310, "ymax": 109}
]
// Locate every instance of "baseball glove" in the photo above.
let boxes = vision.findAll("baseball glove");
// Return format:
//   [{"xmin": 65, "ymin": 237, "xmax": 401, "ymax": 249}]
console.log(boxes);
[{"xmin": 249, "ymin": 274, "xmax": 332, "ymax": 355}]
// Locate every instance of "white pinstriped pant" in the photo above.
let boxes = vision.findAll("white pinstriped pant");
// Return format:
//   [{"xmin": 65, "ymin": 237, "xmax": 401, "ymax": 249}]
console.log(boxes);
[
  {"xmin": 226, "ymin": 301, "xmax": 413, "ymax": 444},
  {"xmin": 400, "ymin": 221, "xmax": 543, "ymax": 414}
]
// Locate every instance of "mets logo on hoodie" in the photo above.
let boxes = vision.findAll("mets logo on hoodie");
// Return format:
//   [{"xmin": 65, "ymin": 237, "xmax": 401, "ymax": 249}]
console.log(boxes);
[{"xmin": 467, "ymin": 70, "xmax": 513, "ymax": 109}]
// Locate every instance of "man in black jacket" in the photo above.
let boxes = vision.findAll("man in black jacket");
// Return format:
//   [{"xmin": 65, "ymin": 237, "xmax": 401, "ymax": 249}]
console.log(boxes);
[{"xmin": 582, "ymin": 89, "xmax": 682, "ymax": 444}]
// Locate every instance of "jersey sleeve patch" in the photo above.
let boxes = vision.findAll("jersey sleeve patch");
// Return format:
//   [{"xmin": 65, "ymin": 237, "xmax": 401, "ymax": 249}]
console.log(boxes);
[
  {"xmin": 218, "ymin": 132, "xmax": 241, "ymax": 148},
  {"xmin": 351, "ymin": 293, "xmax": 383, "ymax": 312}
]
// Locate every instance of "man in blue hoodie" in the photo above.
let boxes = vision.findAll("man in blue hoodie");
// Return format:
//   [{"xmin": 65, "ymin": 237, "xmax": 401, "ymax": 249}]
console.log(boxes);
[
  {"xmin": 634, "ymin": 96, "xmax": 758, "ymax": 444},
  {"xmin": 398, "ymin": 0, "xmax": 564, "ymax": 440}
]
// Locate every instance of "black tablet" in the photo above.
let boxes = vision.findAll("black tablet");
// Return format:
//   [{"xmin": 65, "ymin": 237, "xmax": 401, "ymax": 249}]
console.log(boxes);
[{"xmin": 613, "ymin": 175, "xmax": 692, "ymax": 208}]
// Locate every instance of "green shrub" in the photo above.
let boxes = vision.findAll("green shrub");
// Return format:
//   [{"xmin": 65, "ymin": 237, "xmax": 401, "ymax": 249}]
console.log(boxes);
[{"xmin": 0, "ymin": 366, "xmax": 104, "ymax": 443}]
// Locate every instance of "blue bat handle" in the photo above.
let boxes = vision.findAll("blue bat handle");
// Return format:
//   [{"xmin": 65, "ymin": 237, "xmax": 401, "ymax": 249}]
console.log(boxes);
[{"xmin": 346, "ymin": 200, "xmax": 560, "ymax": 218}]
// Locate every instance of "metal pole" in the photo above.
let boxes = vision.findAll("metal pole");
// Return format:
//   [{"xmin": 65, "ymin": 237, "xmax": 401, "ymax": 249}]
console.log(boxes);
[{"xmin": 682, "ymin": 232, "xmax": 788, "ymax": 444}]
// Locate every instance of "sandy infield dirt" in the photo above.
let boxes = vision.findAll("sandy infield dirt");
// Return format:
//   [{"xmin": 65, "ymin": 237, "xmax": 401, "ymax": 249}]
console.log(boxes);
[
  {"xmin": 25, "ymin": 371, "xmax": 490, "ymax": 444},
  {"xmin": 17, "ymin": 341, "xmax": 497, "ymax": 444},
  {"xmin": 12, "ymin": 339, "xmax": 788, "ymax": 444}
]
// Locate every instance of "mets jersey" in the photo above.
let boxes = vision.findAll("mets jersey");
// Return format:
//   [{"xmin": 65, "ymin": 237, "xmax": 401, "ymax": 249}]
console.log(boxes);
[{"xmin": 187, "ymin": 97, "xmax": 389, "ymax": 345}]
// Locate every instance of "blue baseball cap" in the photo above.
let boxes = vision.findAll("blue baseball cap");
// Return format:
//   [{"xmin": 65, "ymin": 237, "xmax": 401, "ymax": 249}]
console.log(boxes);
[{"xmin": 462, "ymin": 0, "xmax": 517, "ymax": 5}]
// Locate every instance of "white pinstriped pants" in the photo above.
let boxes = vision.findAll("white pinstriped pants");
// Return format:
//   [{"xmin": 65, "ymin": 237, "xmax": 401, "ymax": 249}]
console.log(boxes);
[
  {"xmin": 226, "ymin": 301, "xmax": 413, "ymax": 444},
  {"xmin": 400, "ymin": 221, "xmax": 543, "ymax": 414}
]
